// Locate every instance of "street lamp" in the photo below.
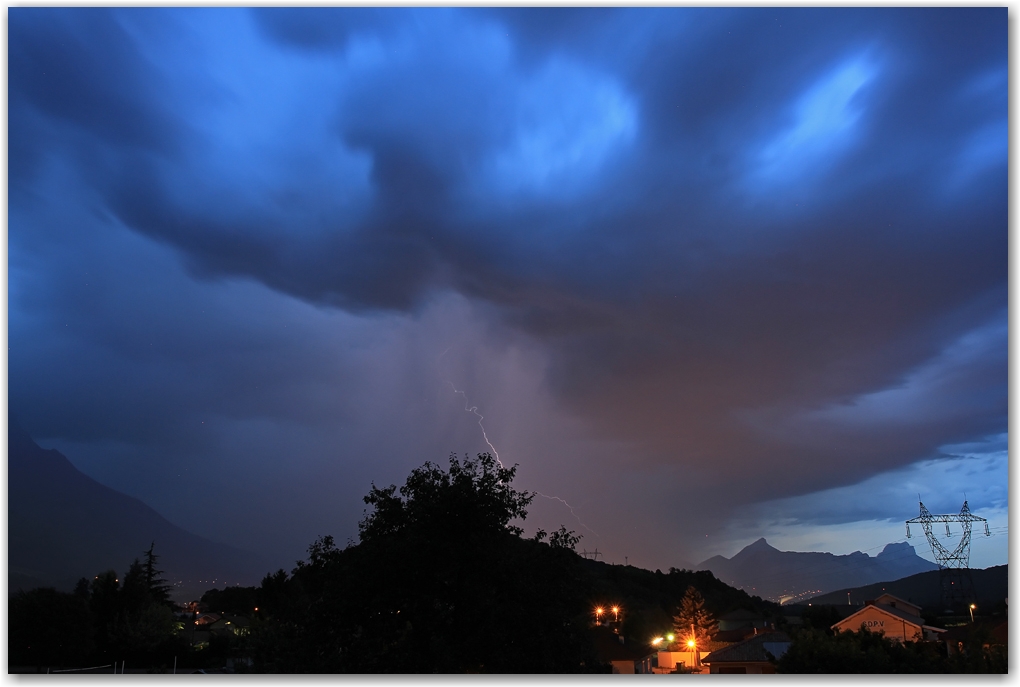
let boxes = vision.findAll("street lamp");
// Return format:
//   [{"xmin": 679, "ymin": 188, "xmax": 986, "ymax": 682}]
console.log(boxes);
[
  {"xmin": 969, "ymin": 604, "xmax": 976, "ymax": 623},
  {"xmin": 611, "ymin": 606, "xmax": 620, "ymax": 623},
  {"xmin": 595, "ymin": 607, "xmax": 604, "ymax": 625}
]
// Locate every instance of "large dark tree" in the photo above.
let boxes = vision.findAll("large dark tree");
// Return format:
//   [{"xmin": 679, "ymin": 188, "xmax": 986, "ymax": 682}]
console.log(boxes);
[
  {"xmin": 245, "ymin": 453, "xmax": 603, "ymax": 673},
  {"xmin": 672, "ymin": 585, "xmax": 718, "ymax": 647}
]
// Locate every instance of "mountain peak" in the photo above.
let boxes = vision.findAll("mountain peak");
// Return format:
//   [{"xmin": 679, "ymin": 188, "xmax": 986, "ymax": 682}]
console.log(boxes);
[
  {"xmin": 877, "ymin": 541, "xmax": 914, "ymax": 558},
  {"xmin": 741, "ymin": 537, "xmax": 777, "ymax": 554}
]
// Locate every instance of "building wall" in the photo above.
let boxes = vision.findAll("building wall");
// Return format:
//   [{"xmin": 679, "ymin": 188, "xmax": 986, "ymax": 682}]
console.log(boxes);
[
  {"xmin": 656, "ymin": 650, "xmax": 710, "ymax": 671},
  {"xmin": 709, "ymin": 662, "xmax": 775, "ymax": 674},
  {"xmin": 610, "ymin": 659, "xmax": 635, "ymax": 674},
  {"xmin": 833, "ymin": 607, "xmax": 922, "ymax": 643}
]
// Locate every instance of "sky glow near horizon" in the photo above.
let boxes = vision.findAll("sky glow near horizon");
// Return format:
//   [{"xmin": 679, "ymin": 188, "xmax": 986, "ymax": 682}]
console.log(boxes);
[{"xmin": 9, "ymin": 8, "xmax": 1007, "ymax": 572}]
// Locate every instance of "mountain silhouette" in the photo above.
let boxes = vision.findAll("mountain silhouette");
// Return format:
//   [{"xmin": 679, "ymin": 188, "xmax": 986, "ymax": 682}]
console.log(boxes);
[
  {"xmin": 695, "ymin": 537, "xmax": 937, "ymax": 602},
  {"xmin": 806, "ymin": 564, "xmax": 1007, "ymax": 610},
  {"xmin": 9, "ymin": 414, "xmax": 276, "ymax": 598}
]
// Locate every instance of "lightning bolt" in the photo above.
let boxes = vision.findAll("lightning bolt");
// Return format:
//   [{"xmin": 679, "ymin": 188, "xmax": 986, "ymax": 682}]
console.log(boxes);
[
  {"xmin": 446, "ymin": 382, "xmax": 504, "ymax": 467},
  {"xmin": 534, "ymin": 491, "xmax": 601, "ymax": 540},
  {"xmin": 445, "ymin": 381, "xmax": 600, "ymax": 539}
]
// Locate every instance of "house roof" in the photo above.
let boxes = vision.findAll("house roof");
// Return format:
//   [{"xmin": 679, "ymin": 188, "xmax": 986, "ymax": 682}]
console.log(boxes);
[
  {"xmin": 702, "ymin": 631, "xmax": 790, "ymax": 664},
  {"xmin": 712, "ymin": 627, "xmax": 756, "ymax": 643},
  {"xmin": 833, "ymin": 604, "xmax": 945, "ymax": 634},
  {"xmin": 873, "ymin": 593, "xmax": 921, "ymax": 615},
  {"xmin": 718, "ymin": 608, "xmax": 764, "ymax": 622}
]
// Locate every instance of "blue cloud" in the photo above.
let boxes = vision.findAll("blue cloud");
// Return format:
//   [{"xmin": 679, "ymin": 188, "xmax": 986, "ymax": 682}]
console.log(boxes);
[
  {"xmin": 484, "ymin": 57, "xmax": 637, "ymax": 199},
  {"xmin": 749, "ymin": 52, "xmax": 879, "ymax": 191}
]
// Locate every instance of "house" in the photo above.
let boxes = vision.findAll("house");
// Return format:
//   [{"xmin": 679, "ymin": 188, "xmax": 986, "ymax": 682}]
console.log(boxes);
[
  {"xmin": 701, "ymin": 631, "xmax": 791, "ymax": 674},
  {"xmin": 589, "ymin": 627, "xmax": 654, "ymax": 674},
  {"xmin": 717, "ymin": 608, "xmax": 768, "ymax": 632},
  {"xmin": 831, "ymin": 593, "xmax": 944, "ymax": 642},
  {"xmin": 712, "ymin": 626, "xmax": 758, "ymax": 644},
  {"xmin": 205, "ymin": 614, "xmax": 251, "ymax": 638}
]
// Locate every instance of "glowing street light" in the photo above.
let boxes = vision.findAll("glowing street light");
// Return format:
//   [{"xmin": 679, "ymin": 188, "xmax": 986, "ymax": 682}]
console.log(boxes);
[
  {"xmin": 611, "ymin": 605, "xmax": 620, "ymax": 623},
  {"xmin": 595, "ymin": 607, "xmax": 604, "ymax": 625},
  {"xmin": 969, "ymin": 604, "xmax": 976, "ymax": 623}
]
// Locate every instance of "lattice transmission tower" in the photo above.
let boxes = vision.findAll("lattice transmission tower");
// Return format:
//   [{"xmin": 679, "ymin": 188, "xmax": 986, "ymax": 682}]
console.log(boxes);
[{"xmin": 905, "ymin": 500, "xmax": 989, "ymax": 609}]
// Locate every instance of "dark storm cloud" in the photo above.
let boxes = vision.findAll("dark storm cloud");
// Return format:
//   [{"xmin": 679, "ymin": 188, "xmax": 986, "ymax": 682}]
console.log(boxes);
[
  {"xmin": 9, "ymin": 9, "xmax": 181, "ymax": 154},
  {"xmin": 9, "ymin": 8, "xmax": 1006, "ymax": 562}
]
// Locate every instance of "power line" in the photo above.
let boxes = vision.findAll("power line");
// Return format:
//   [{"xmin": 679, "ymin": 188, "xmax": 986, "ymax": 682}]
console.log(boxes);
[{"xmin": 906, "ymin": 499, "xmax": 988, "ymax": 607}]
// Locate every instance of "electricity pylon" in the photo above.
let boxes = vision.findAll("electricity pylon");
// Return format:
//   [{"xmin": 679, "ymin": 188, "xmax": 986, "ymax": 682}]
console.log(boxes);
[{"xmin": 906, "ymin": 500, "xmax": 989, "ymax": 609}]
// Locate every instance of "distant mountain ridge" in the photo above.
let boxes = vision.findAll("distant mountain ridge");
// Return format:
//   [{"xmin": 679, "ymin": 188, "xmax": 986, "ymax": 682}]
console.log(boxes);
[
  {"xmin": 695, "ymin": 537, "xmax": 937, "ymax": 603},
  {"xmin": 806, "ymin": 564, "xmax": 1007, "ymax": 610},
  {"xmin": 9, "ymin": 416, "xmax": 278, "ymax": 599}
]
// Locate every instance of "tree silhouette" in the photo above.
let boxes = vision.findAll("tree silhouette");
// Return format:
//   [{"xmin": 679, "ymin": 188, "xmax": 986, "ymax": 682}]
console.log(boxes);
[
  {"xmin": 359, "ymin": 452, "xmax": 533, "ymax": 541},
  {"xmin": 244, "ymin": 453, "xmax": 603, "ymax": 673},
  {"xmin": 143, "ymin": 542, "xmax": 172, "ymax": 606},
  {"xmin": 673, "ymin": 586, "xmax": 718, "ymax": 647}
]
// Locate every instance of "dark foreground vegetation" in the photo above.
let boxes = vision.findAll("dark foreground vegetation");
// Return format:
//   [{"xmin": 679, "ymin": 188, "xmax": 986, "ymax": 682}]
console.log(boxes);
[
  {"xmin": 8, "ymin": 453, "xmax": 1004, "ymax": 673},
  {"xmin": 777, "ymin": 623, "xmax": 1007, "ymax": 673},
  {"xmin": 9, "ymin": 544, "xmax": 191, "ymax": 672}
]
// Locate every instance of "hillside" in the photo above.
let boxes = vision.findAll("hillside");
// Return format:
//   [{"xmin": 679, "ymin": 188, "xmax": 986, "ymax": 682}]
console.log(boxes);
[
  {"xmin": 806, "ymin": 564, "xmax": 1008, "ymax": 611},
  {"xmin": 9, "ymin": 416, "xmax": 276, "ymax": 598}
]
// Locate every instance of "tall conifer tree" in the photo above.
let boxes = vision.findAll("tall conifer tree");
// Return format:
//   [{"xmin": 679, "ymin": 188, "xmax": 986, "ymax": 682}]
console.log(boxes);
[{"xmin": 672, "ymin": 585, "xmax": 718, "ymax": 646}]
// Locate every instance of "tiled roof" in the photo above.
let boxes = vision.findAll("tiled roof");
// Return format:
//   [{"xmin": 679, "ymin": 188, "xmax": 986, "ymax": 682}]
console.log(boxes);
[
  {"xmin": 702, "ymin": 631, "xmax": 790, "ymax": 664},
  {"xmin": 712, "ymin": 627, "xmax": 756, "ymax": 643},
  {"xmin": 873, "ymin": 593, "xmax": 921, "ymax": 615},
  {"xmin": 719, "ymin": 608, "xmax": 764, "ymax": 622},
  {"xmin": 834, "ymin": 603, "xmax": 942, "ymax": 631}
]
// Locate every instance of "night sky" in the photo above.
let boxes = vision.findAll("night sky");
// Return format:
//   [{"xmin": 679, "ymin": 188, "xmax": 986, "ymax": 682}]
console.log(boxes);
[{"xmin": 9, "ymin": 8, "xmax": 1008, "ymax": 572}]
